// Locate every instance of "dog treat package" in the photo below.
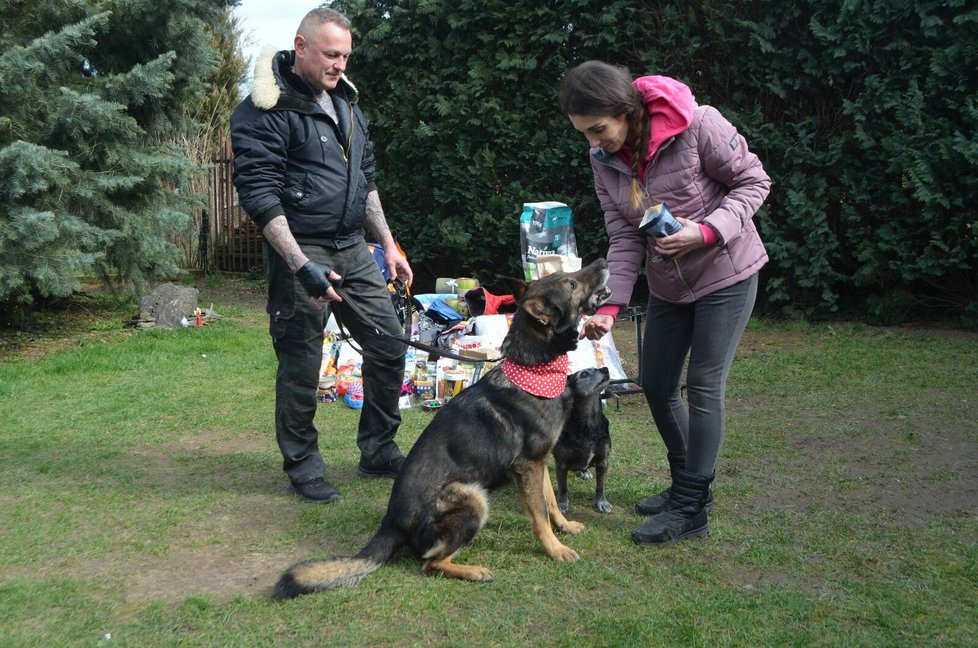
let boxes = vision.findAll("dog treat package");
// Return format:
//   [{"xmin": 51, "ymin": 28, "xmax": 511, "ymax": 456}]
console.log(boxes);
[
  {"xmin": 535, "ymin": 254, "xmax": 583, "ymax": 277},
  {"xmin": 519, "ymin": 201, "xmax": 578, "ymax": 280}
]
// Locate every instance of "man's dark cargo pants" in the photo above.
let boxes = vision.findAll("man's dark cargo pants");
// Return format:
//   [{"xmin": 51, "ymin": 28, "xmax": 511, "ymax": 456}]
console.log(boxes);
[{"xmin": 265, "ymin": 239, "xmax": 406, "ymax": 483}]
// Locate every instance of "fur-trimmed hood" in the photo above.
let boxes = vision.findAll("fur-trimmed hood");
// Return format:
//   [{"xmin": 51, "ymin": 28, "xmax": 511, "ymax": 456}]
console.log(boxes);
[{"xmin": 249, "ymin": 46, "xmax": 359, "ymax": 112}]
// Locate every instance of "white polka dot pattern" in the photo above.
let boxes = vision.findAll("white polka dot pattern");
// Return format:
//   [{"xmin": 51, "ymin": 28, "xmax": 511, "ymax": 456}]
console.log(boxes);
[{"xmin": 501, "ymin": 354, "xmax": 571, "ymax": 398}]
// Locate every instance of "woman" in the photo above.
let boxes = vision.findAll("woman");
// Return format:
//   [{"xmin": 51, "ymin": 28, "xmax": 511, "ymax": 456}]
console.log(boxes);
[{"xmin": 559, "ymin": 61, "xmax": 771, "ymax": 546}]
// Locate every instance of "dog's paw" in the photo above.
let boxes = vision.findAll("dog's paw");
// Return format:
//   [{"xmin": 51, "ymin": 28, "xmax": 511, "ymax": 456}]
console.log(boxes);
[
  {"xmin": 466, "ymin": 566, "xmax": 495, "ymax": 582},
  {"xmin": 548, "ymin": 544, "xmax": 581, "ymax": 562},
  {"xmin": 596, "ymin": 499, "xmax": 613, "ymax": 514},
  {"xmin": 424, "ymin": 562, "xmax": 495, "ymax": 582},
  {"xmin": 560, "ymin": 520, "xmax": 585, "ymax": 535},
  {"xmin": 557, "ymin": 496, "xmax": 570, "ymax": 514},
  {"xmin": 576, "ymin": 470, "xmax": 593, "ymax": 480}
]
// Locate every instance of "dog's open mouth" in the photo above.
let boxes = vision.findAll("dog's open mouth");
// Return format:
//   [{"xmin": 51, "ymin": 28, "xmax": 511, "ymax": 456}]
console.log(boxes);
[{"xmin": 585, "ymin": 284, "xmax": 612, "ymax": 314}]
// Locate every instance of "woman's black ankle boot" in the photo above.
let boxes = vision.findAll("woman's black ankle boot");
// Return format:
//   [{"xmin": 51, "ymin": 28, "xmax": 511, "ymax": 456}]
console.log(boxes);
[
  {"xmin": 631, "ymin": 469, "xmax": 714, "ymax": 546},
  {"xmin": 634, "ymin": 456, "xmax": 713, "ymax": 516}
]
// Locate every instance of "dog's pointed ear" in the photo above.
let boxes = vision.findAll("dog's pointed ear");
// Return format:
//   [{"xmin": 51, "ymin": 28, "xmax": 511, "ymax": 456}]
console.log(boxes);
[
  {"xmin": 492, "ymin": 276, "xmax": 528, "ymax": 301},
  {"xmin": 521, "ymin": 296, "xmax": 552, "ymax": 326},
  {"xmin": 522, "ymin": 294, "xmax": 568, "ymax": 328}
]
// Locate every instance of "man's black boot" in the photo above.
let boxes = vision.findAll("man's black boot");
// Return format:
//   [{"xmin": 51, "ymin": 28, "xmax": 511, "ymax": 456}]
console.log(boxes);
[
  {"xmin": 289, "ymin": 476, "xmax": 341, "ymax": 503},
  {"xmin": 357, "ymin": 455, "xmax": 405, "ymax": 479}
]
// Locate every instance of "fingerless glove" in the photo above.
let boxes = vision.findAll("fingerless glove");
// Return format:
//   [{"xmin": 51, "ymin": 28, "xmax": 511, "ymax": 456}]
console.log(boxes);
[{"xmin": 295, "ymin": 260, "xmax": 333, "ymax": 298}]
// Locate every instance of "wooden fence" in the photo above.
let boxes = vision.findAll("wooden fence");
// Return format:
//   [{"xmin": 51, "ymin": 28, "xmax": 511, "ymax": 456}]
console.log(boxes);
[{"xmin": 206, "ymin": 145, "xmax": 264, "ymax": 273}]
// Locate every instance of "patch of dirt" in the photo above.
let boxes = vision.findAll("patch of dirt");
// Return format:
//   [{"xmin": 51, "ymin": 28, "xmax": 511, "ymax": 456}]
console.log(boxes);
[
  {"xmin": 725, "ymin": 563, "xmax": 832, "ymax": 598},
  {"xmin": 197, "ymin": 274, "xmax": 268, "ymax": 313},
  {"xmin": 739, "ymin": 422, "xmax": 978, "ymax": 521},
  {"xmin": 123, "ymin": 546, "xmax": 291, "ymax": 601},
  {"xmin": 0, "ymin": 275, "xmax": 268, "ymax": 361},
  {"xmin": 69, "ymin": 494, "xmax": 300, "ymax": 602},
  {"xmin": 887, "ymin": 325, "xmax": 978, "ymax": 341},
  {"xmin": 0, "ymin": 296, "xmax": 134, "ymax": 361}
]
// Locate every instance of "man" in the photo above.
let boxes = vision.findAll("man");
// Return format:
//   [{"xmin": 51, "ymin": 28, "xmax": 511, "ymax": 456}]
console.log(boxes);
[{"xmin": 230, "ymin": 8, "xmax": 412, "ymax": 504}]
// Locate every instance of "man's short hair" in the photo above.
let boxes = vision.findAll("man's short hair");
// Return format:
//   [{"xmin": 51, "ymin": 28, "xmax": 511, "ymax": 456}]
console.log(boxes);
[{"xmin": 298, "ymin": 7, "xmax": 352, "ymax": 36}]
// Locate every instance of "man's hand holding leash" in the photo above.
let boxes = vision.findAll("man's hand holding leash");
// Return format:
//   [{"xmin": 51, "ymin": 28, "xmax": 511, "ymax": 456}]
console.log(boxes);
[{"xmin": 296, "ymin": 259, "xmax": 344, "ymax": 305}]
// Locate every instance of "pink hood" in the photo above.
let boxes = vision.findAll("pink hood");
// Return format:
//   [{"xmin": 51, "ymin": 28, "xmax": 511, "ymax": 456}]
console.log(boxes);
[{"xmin": 633, "ymin": 76, "xmax": 695, "ymax": 161}]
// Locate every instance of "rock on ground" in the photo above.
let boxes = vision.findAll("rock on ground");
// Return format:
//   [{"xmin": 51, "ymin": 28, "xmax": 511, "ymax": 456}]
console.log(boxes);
[{"xmin": 139, "ymin": 283, "xmax": 199, "ymax": 328}]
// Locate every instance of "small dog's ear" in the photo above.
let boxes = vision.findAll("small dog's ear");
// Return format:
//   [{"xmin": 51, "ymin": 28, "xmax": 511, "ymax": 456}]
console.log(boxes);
[{"xmin": 492, "ymin": 276, "xmax": 528, "ymax": 300}]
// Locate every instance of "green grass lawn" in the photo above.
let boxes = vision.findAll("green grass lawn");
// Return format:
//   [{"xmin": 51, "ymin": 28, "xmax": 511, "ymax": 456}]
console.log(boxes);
[{"xmin": 1, "ymin": 282, "xmax": 976, "ymax": 647}]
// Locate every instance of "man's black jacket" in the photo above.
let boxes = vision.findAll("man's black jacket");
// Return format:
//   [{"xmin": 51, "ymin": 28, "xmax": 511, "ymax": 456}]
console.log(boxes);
[{"xmin": 230, "ymin": 48, "xmax": 377, "ymax": 249}]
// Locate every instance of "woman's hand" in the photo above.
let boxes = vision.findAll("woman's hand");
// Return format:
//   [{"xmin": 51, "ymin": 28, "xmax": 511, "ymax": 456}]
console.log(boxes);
[
  {"xmin": 653, "ymin": 217, "xmax": 704, "ymax": 259},
  {"xmin": 580, "ymin": 314, "xmax": 615, "ymax": 340}
]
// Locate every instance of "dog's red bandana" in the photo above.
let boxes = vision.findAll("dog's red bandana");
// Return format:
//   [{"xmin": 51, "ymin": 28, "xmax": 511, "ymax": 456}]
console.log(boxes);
[{"xmin": 501, "ymin": 354, "xmax": 571, "ymax": 398}]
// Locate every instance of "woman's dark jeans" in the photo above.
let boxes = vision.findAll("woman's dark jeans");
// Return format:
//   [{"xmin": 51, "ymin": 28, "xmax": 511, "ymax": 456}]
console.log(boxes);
[{"xmin": 640, "ymin": 274, "xmax": 758, "ymax": 476}]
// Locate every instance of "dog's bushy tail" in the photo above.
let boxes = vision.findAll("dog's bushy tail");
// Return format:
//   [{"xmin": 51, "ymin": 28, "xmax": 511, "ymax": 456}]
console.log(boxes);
[{"xmin": 274, "ymin": 529, "xmax": 403, "ymax": 600}]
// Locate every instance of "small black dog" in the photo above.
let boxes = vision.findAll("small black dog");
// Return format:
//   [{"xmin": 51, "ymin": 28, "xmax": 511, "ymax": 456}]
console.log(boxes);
[{"xmin": 552, "ymin": 367, "xmax": 612, "ymax": 514}]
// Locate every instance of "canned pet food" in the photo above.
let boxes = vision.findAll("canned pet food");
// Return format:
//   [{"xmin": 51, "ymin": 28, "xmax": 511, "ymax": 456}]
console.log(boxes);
[{"xmin": 440, "ymin": 371, "xmax": 468, "ymax": 401}]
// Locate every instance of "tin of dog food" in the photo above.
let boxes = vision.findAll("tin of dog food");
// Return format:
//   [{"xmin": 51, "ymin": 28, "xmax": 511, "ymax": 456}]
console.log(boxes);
[{"xmin": 440, "ymin": 371, "xmax": 468, "ymax": 401}]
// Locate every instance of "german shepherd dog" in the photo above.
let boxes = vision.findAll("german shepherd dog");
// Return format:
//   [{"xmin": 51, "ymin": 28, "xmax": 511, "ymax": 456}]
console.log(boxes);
[
  {"xmin": 552, "ymin": 367, "xmax": 612, "ymax": 514},
  {"xmin": 274, "ymin": 259, "xmax": 611, "ymax": 599}
]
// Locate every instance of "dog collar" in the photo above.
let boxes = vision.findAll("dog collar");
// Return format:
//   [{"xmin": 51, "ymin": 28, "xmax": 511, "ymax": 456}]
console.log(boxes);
[{"xmin": 501, "ymin": 355, "xmax": 571, "ymax": 398}]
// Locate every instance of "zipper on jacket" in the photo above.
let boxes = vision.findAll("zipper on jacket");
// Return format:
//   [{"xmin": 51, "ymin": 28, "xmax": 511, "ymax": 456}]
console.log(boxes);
[
  {"xmin": 315, "ymin": 96, "xmax": 350, "ymax": 165},
  {"xmin": 645, "ymin": 135, "xmax": 693, "ymax": 298},
  {"xmin": 596, "ymin": 136, "xmax": 677, "ymax": 210},
  {"xmin": 672, "ymin": 257, "xmax": 694, "ymax": 299},
  {"xmin": 344, "ymin": 103, "xmax": 354, "ymax": 164},
  {"xmin": 638, "ymin": 136, "xmax": 675, "ymax": 208}
]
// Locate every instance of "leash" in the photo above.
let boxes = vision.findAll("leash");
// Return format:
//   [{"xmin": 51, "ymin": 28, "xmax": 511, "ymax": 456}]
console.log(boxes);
[{"xmin": 331, "ymin": 284, "xmax": 504, "ymax": 365}]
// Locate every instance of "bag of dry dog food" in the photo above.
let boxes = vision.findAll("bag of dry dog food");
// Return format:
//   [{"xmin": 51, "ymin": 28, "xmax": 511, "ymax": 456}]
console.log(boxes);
[{"xmin": 519, "ymin": 201, "xmax": 578, "ymax": 280}]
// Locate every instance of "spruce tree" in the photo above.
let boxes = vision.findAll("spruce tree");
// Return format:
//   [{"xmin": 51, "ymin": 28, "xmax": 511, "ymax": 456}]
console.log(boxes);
[{"xmin": 0, "ymin": 1, "xmax": 235, "ymax": 303}]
